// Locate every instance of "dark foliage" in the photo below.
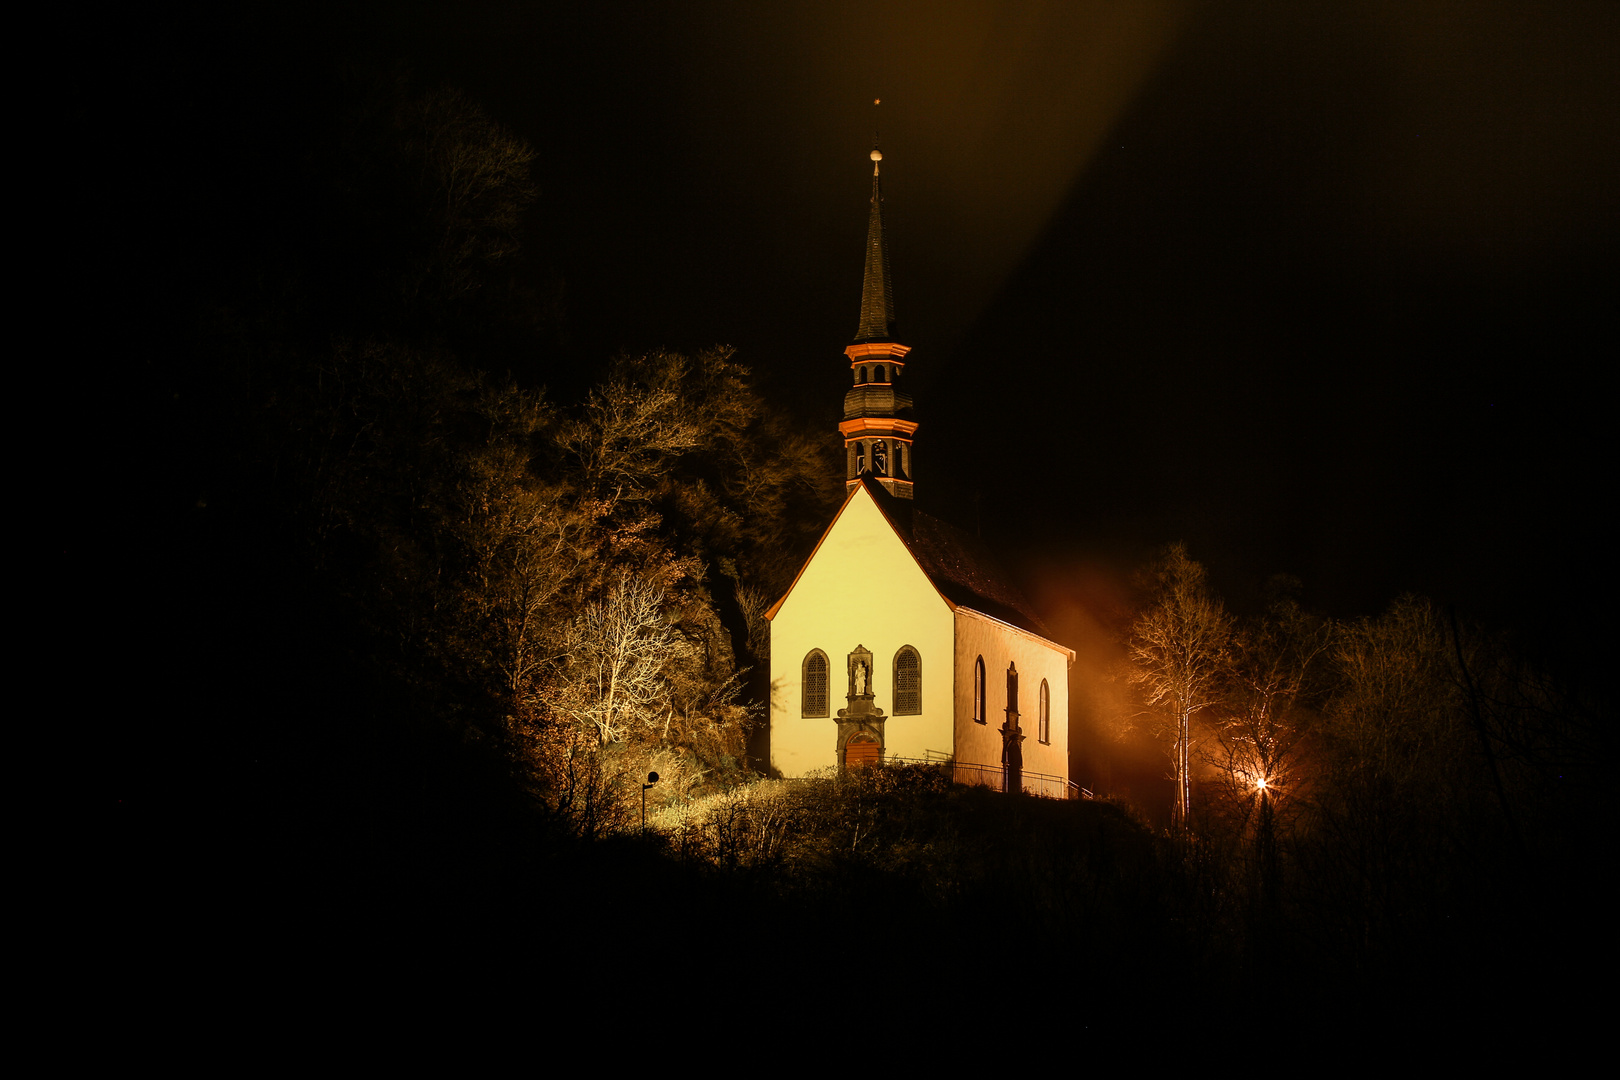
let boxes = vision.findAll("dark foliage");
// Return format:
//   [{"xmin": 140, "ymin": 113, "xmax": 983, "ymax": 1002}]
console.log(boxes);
[{"xmin": 128, "ymin": 57, "xmax": 840, "ymax": 908}]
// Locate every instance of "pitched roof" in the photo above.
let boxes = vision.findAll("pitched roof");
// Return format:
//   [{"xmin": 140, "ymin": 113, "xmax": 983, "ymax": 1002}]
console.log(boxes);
[{"xmin": 860, "ymin": 478, "xmax": 1053, "ymax": 639}]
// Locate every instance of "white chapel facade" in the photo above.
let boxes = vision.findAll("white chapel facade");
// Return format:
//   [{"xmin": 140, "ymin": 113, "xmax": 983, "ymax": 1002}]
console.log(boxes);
[{"xmin": 766, "ymin": 147, "xmax": 1073, "ymax": 794}]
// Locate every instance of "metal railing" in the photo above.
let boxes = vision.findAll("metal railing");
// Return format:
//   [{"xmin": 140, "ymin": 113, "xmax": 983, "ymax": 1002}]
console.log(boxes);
[{"xmin": 883, "ymin": 752, "xmax": 1088, "ymax": 800}]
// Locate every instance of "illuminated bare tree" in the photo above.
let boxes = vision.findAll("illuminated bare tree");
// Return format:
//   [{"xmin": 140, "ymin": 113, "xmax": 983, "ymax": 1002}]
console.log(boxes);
[
  {"xmin": 1214, "ymin": 592, "xmax": 1331, "ymax": 809},
  {"xmin": 442, "ymin": 386, "xmax": 588, "ymax": 693},
  {"xmin": 1209, "ymin": 590, "xmax": 1332, "ymax": 920},
  {"xmin": 552, "ymin": 572, "xmax": 681, "ymax": 746},
  {"xmin": 563, "ymin": 351, "xmax": 709, "ymax": 498},
  {"xmin": 1129, "ymin": 544, "xmax": 1234, "ymax": 829},
  {"xmin": 471, "ymin": 485, "xmax": 594, "ymax": 693}
]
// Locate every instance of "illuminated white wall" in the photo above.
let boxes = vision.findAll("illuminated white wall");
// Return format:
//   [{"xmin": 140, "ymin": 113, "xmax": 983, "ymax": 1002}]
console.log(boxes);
[
  {"xmin": 953, "ymin": 608, "xmax": 1071, "ymax": 788},
  {"xmin": 768, "ymin": 486, "xmax": 955, "ymax": 776}
]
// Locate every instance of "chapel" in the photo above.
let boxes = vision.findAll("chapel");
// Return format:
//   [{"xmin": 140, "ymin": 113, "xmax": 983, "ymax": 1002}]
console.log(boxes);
[{"xmin": 765, "ymin": 146, "xmax": 1075, "ymax": 795}]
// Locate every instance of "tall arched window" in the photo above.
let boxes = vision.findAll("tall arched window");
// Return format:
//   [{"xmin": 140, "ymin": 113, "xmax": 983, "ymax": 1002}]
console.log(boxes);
[
  {"xmin": 893, "ymin": 646, "xmax": 921, "ymax": 714},
  {"xmin": 1039, "ymin": 679, "xmax": 1051, "ymax": 744},
  {"xmin": 802, "ymin": 650, "xmax": 829, "ymax": 718},
  {"xmin": 973, "ymin": 656, "xmax": 986, "ymax": 724}
]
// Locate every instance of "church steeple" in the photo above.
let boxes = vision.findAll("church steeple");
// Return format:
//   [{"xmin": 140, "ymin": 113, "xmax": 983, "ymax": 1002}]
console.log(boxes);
[
  {"xmin": 841, "ymin": 142, "xmax": 917, "ymax": 499},
  {"xmin": 855, "ymin": 148, "xmax": 895, "ymax": 343}
]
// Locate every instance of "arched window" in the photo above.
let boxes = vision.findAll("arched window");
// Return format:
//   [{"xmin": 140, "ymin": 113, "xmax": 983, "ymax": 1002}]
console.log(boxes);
[
  {"xmin": 973, "ymin": 656, "xmax": 986, "ymax": 724},
  {"xmin": 802, "ymin": 650, "xmax": 829, "ymax": 718},
  {"xmin": 858, "ymin": 366, "xmax": 868, "ymax": 384},
  {"xmin": 876, "ymin": 364, "xmax": 887, "ymax": 382},
  {"xmin": 893, "ymin": 646, "xmax": 921, "ymax": 714},
  {"xmin": 1039, "ymin": 679, "xmax": 1051, "ymax": 744}
]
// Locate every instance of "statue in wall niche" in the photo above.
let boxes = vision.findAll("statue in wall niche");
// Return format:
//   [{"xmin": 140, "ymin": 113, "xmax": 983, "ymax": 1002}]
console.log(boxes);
[{"xmin": 845, "ymin": 645, "xmax": 876, "ymax": 702}]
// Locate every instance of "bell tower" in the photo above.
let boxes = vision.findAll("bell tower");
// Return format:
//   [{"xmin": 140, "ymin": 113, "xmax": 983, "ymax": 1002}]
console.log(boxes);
[{"xmin": 841, "ymin": 145, "xmax": 917, "ymax": 499}]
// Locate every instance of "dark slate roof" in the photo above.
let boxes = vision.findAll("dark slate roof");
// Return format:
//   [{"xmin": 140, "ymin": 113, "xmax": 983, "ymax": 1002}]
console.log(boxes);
[{"xmin": 862, "ymin": 477, "xmax": 1054, "ymax": 641}]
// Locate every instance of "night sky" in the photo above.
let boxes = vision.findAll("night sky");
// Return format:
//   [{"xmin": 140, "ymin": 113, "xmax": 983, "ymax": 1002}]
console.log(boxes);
[
  {"xmin": 163, "ymin": 1, "xmax": 1617, "ymax": 653},
  {"xmin": 102, "ymin": 8, "xmax": 1612, "ymax": 1011}
]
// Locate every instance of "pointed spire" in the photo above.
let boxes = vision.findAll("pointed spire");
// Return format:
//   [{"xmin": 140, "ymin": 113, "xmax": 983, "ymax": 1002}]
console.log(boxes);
[
  {"xmin": 854, "ymin": 145, "xmax": 895, "ymax": 343},
  {"xmin": 841, "ymin": 114, "xmax": 915, "ymax": 501}
]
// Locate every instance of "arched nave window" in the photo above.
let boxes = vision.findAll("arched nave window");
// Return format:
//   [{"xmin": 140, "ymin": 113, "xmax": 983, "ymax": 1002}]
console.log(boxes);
[
  {"xmin": 893, "ymin": 646, "xmax": 921, "ymax": 714},
  {"xmin": 973, "ymin": 656, "xmax": 986, "ymax": 724},
  {"xmin": 1039, "ymin": 679, "xmax": 1051, "ymax": 744},
  {"xmin": 803, "ymin": 650, "xmax": 829, "ymax": 718}
]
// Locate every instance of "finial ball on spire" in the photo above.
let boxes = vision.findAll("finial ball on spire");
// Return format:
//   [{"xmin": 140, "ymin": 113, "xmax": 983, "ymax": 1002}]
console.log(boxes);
[{"xmin": 870, "ymin": 149, "xmax": 883, "ymax": 162}]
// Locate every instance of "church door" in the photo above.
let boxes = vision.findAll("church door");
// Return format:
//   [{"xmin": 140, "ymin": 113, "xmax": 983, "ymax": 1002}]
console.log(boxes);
[{"xmin": 846, "ymin": 734, "xmax": 881, "ymax": 767}]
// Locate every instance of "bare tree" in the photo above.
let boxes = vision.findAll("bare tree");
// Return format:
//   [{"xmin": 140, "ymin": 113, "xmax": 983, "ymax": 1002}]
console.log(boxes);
[
  {"xmin": 409, "ymin": 87, "xmax": 538, "ymax": 311},
  {"xmin": 1323, "ymin": 597, "xmax": 1468, "ymax": 800},
  {"xmin": 563, "ymin": 351, "xmax": 709, "ymax": 498},
  {"xmin": 1208, "ymin": 590, "xmax": 1333, "ymax": 922},
  {"xmin": 551, "ymin": 572, "xmax": 681, "ymax": 746},
  {"xmin": 1296, "ymin": 597, "xmax": 1484, "ymax": 964},
  {"xmin": 470, "ymin": 483, "xmax": 594, "ymax": 693},
  {"xmin": 1129, "ymin": 544, "xmax": 1234, "ymax": 829},
  {"xmin": 1212, "ymin": 592, "xmax": 1332, "ymax": 814}
]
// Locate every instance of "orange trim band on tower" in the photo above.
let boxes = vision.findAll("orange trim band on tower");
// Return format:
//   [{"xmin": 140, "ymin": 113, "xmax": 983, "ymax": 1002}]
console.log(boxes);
[
  {"xmin": 844, "ymin": 342, "xmax": 912, "ymax": 362},
  {"xmin": 839, "ymin": 418, "xmax": 920, "ymax": 437}
]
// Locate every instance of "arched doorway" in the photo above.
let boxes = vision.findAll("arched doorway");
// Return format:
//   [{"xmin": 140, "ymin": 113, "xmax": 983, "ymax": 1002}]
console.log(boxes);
[{"xmin": 845, "ymin": 733, "xmax": 882, "ymax": 767}]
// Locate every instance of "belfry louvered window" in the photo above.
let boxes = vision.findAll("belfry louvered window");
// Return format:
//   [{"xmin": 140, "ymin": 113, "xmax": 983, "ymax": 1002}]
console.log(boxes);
[
  {"xmin": 803, "ymin": 650, "xmax": 829, "ymax": 718},
  {"xmin": 893, "ymin": 646, "xmax": 921, "ymax": 714}
]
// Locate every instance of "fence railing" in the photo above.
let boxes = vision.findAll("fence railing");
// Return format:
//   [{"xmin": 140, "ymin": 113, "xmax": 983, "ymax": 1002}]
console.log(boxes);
[{"xmin": 885, "ymin": 752, "xmax": 1091, "ymax": 800}]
